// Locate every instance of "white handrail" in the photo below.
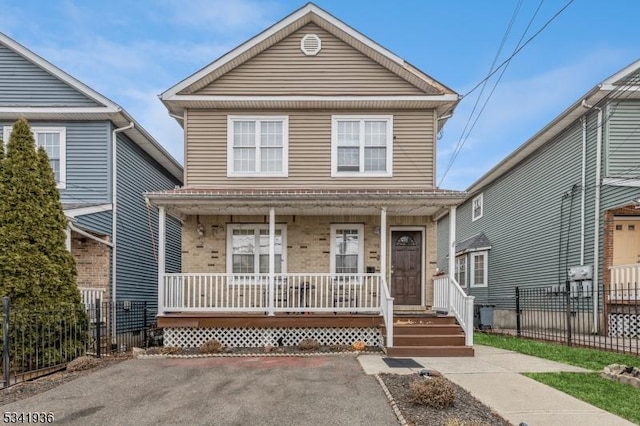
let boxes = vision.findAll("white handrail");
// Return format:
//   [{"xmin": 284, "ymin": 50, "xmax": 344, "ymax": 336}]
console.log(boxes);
[
  {"xmin": 433, "ymin": 275, "xmax": 474, "ymax": 346},
  {"xmin": 379, "ymin": 277, "xmax": 394, "ymax": 348}
]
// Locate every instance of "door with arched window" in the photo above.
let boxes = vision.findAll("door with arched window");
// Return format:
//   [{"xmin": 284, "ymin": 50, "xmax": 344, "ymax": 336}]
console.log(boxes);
[{"xmin": 390, "ymin": 230, "xmax": 422, "ymax": 305}]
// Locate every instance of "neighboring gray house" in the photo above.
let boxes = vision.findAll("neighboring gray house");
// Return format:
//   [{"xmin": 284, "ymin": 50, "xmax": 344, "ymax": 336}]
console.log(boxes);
[
  {"xmin": 0, "ymin": 32, "xmax": 183, "ymax": 316},
  {"xmin": 437, "ymin": 60, "xmax": 640, "ymax": 333}
]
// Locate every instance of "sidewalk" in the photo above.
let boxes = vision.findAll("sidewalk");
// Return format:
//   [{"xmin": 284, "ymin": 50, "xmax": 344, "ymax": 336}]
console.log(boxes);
[{"xmin": 358, "ymin": 345, "xmax": 635, "ymax": 426}]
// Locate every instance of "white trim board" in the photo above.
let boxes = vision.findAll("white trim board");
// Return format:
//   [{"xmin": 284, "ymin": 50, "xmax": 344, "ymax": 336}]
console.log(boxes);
[
  {"xmin": 65, "ymin": 203, "xmax": 112, "ymax": 218},
  {"xmin": 603, "ymin": 178, "xmax": 640, "ymax": 187},
  {"xmin": 165, "ymin": 94, "xmax": 459, "ymax": 102}
]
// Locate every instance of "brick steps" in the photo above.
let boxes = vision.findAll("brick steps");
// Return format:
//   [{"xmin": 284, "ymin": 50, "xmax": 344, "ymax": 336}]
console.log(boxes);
[{"xmin": 383, "ymin": 313, "xmax": 474, "ymax": 357}]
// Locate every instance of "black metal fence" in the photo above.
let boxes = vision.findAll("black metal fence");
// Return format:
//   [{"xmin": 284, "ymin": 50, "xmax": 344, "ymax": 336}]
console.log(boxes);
[
  {"xmin": 85, "ymin": 300, "xmax": 151, "ymax": 357},
  {"xmin": 1, "ymin": 297, "xmax": 152, "ymax": 388},
  {"xmin": 514, "ymin": 283, "xmax": 639, "ymax": 356}
]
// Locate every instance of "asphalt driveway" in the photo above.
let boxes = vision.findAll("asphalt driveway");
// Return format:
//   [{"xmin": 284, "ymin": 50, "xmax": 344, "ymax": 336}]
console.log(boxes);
[{"xmin": 1, "ymin": 355, "xmax": 398, "ymax": 426}]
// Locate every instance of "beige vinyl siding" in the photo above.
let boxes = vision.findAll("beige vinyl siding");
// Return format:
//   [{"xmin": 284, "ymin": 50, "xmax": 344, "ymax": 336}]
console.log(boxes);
[
  {"xmin": 186, "ymin": 109, "xmax": 435, "ymax": 189},
  {"xmin": 194, "ymin": 23, "xmax": 429, "ymax": 96}
]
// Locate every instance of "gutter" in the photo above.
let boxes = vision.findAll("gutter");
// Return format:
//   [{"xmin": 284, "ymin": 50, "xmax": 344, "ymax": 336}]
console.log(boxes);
[{"xmin": 582, "ymin": 99, "xmax": 602, "ymax": 334}]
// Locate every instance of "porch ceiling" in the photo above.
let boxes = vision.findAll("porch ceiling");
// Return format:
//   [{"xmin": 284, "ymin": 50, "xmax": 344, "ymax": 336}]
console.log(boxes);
[{"xmin": 146, "ymin": 188, "xmax": 466, "ymax": 217}]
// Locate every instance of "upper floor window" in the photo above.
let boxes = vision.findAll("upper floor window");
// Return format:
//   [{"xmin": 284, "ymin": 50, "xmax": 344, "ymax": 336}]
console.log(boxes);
[
  {"xmin": 227, "ymin": 116, "xmax": 288, "ymax": 177},
  {"xmin": 3, "ymin": 126, "xmax": 66, "ymax": 189},
  {"xmin": 472, "ymin": 193, "xmax": 483, "ymax": 221},
  {"xmin": 331, "ymin": 115, "xmax": 393, "ymax": 177}
]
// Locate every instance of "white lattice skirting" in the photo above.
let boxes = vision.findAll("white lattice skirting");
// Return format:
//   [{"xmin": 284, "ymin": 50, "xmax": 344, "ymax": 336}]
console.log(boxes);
[
  {"xmin": 164, "ymin": 327, "xmax": 384, "ymax": 348},
  {"xmin": 608, "ymin": 313, "xmax": 639, "ymax": 338}
]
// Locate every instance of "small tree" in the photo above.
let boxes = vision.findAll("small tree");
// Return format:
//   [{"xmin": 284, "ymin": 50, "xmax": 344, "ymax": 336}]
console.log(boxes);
[{"xmin": 0, "ymin": 118, "xmax": 88, "ymax": 367}]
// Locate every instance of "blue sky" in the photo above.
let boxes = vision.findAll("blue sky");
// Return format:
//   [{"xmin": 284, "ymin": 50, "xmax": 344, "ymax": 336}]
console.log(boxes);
[{"xmin": 1, "ymin": 0, "xmax": 638, "ymax": 190}]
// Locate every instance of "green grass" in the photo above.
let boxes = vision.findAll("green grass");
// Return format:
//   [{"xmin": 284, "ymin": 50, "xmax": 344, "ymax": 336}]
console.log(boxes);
[
  {"xmin": 523, "ymin": 372, "xmax": 640, "ymax": 424},
  {"xmin": 474, "ymin": 332, "xmax": 640, "ymax": 370},
  {"xmin": 476, "ymin": 332, "xmax": 640, "ymax": 424}
]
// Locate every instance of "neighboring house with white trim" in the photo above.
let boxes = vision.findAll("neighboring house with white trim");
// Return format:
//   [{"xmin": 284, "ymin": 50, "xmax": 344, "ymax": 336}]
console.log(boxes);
[
  {"xmin": 146, "ymin": 3, "xmax": 474, "ymax": 356},
  {"xmin": 0, "ymin": 32, "xmax": 183, "ymax": 322},
  {"xmin": 436, "ymin": 60, "xmax": 640, "ymax": 334}
]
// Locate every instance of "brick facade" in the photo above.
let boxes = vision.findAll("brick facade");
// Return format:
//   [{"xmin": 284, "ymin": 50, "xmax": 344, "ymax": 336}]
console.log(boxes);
[
  {"xmin": 71, "ymin": 231, "xmax": 110, "ymax": 292},
  {"xmin": 182, "ymin": 214, "xmax": 437, "ymax": 307}
]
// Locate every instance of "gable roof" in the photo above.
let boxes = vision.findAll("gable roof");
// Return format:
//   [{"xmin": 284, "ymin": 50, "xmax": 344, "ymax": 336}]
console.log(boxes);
[
  {"xmin": 160, "ymin": 3, "xmax": 458, "ymax": 116},
  {"xmin": 0, "ymin": 32, "xmax": 183, "ymax": 182},
  {"xmin": 466, "ymin": 59, "xmax": 640, "ymax": 197}
]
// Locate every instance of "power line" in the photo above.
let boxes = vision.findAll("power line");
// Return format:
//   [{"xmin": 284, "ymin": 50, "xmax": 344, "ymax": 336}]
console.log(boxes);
[
  {"xmin": 462, "ymin": 0, "xmax": 575, "ymax": 99},
  {"xmin": 439, "ymin": 0, "xmax": 547, "ymax": 187}
]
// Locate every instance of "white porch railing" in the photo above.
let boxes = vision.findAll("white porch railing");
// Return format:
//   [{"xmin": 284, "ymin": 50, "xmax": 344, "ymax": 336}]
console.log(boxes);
[
  {"xmin": 609, "ymin": 264, "xmax": 640, "ymax": 301},
  {"xmin": 162, "ymin": 272, "xmax": 394, "ymax": 348},
  {"xmin": 433, "ymin": 275, "xmax": 475, "ymax": 346},
  {"xmin": 80, "ymin": 287, "xmax": 105, "ymax": 307},
  {"xmin": 162, "ymin": 273, "xmax": 385, "ymax": 314}
]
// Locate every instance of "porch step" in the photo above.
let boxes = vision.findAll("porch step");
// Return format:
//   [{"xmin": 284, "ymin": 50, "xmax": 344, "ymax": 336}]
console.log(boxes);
[
  {"xmin": 393, "ymin": 315, "xmax": 458, "ymax": 325},
  {"xmin": 391, "ymin": 334, "xmax": 465, "ymax": 346},
  {"xmin": 386, "ymin": 345, "xmax": 474, "ymax": 357},
  {"xmin": 383, "ymin": 313, "xmax": 474, "ymax": 357},
  {"xmin": 383, "ymin": 324, "xmax": 463, "ymax": 336}
]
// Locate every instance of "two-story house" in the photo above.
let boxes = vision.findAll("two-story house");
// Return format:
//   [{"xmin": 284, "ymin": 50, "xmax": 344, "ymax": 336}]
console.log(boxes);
[
  {"xmin": 436, "ymin": 59, "xmax": 640, "ymax": 339},
  {"xmin": 0, "ymin": 32, "xmax": 183, "ymax": 341},
  {"xmin": 147, "ymin": 3, "xmax": 473, "ymax": 356}
]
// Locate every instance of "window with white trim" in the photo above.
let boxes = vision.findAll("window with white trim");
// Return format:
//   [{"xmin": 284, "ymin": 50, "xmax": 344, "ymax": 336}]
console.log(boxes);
[
  {"xmin": 330, "ymin": 224, "xmax": 364, "ymax": 274},
  {"xmin": 455, "ymin": 255, "xmax": 467, "ymax": 288},
  {"xmin": 227, "ymin": 116, "xmax": 288, "ymax": 177},
  {"xmin": 3, "ymin": 126, "xmax": 66, "ymax": 189},
  {"xmin": 331, "ymin": 116, "xmax": 393, "ymax": 177},
  {"xmin": 470, "ymin": 251, "xmax": 488, "ymax": 288},
  {"xmin": 226, "ymin": 224, "xmax": 286, "ymax": 274},
  {"xmin": 472, "ymin": 193, "xmax": 483, "ymax": 221}
]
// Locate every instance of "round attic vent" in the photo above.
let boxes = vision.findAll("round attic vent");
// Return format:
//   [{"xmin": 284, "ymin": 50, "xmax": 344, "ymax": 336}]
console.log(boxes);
[{"xmin": 300, "ymin": 34, "xmax": 321, "ymax": 56}]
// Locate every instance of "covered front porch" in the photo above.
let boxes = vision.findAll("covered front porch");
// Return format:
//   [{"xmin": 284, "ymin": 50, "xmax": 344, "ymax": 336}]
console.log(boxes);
[{"xmin": 147, "ymin": 188, "xmax": 472, "ymax": 353}]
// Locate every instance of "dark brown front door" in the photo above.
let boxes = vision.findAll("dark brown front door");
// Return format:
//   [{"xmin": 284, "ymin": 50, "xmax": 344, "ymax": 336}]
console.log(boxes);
[{"xmin": 391, "ymin": 230, "xmax": 422, "ymax": 305}]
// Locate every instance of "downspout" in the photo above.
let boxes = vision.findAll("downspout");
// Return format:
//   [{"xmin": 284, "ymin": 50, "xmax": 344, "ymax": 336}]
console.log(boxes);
[
  {"xmin": 580, "ymin": 116, "xmax": 586, "ymax": 265},
  {"xmin": 111, "ymin": 122, "xmax": 134, "ymax": 342},
  {"xmin": 582, "ymin": 99, "xmax": 602, "ymax": 333}
]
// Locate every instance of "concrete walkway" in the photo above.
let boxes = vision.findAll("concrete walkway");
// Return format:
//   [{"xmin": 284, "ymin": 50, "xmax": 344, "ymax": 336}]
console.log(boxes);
[{"xmin": 359, "ymin": 345, "xmax": 635, "ymax": 426}]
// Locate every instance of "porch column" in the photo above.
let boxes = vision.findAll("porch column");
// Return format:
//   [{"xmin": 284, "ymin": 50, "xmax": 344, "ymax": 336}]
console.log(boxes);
[
  {"xmin": 268, "ymin": 208, "xmax": 275, "ymax": 316},
  {"xmin": 157, "ymin": 206, "xmax": 166, "ymax": 315},
  {"xmin": 448, "ymin": 206, "xmax": 457, "ymax": 310},
  {"xmin": 380, "ymin": 207, "xmax": 387, "ymax": 280}
]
